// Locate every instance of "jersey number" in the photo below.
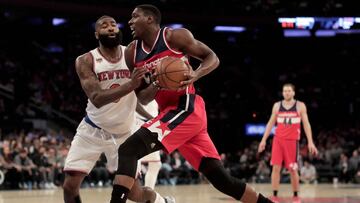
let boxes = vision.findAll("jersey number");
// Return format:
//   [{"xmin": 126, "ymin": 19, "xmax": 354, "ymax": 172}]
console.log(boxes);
[
  {"xmin": 110, "ymin": 83, "xmax": 121, "ymax": 103},
  {"xmin": 283, "ymin": 117, "xmax": 292, "ymax": 126}
]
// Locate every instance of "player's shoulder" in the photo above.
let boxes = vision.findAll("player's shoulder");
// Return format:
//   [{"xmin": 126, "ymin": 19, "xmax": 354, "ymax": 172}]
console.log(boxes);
[
  {"xmin": 125, "ymin": 41, "xmax": 136, "ymax": 53},
  {"xmin": 272, "ymin": 101, "xmax": 281, "ymax": 113},
  {"xmin": 273, "ymin": 101, "xmax": 281, "ymax": 108},
  {"xmin": 296, "ymin": 100, "xmax": 306, "ymax": 109},
  {"xmin": 76, "ymin": 51, "xmax": 93, "ymax": 68},
  {"xmin": 166, "ymin": 28, "xmax": 192, "ymax": 36},
  {"xmin": 166, "ymin": 28, "xmax": 193, "ymax": 41}
]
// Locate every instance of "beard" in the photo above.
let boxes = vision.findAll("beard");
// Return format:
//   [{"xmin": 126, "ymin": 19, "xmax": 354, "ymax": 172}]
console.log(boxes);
[{"xmin": 98, "ymin": 31, "xmax": 122, "ymax": 48}]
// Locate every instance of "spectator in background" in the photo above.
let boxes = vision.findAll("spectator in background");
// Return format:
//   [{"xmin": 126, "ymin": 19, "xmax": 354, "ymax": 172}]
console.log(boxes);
[
  {"xmin": 32, "ymin": 146, "xmax": 52, "ymax": 189},
  {"xmin": 255, "ymin": 160, "xmax": 271, "ymax": 183},
  {"xmin": 89, "ymin": 154, "xmax": 110, "ymax": 187},
  {"xmin": 338, "ymin": 153, "xmax": 350, "ymax": 183},
  {"xmin": 348, "ymin": 150, "xmax": 360, "ymax": 182},
  {"xmin": 55, "ymin": 146, "xmax": 68, "ymax": 186},
  {"xmin": 14, "ymin": 149, "xmax": 38, "ymax": 189},
  {"xmin": 300, "ymin": 160, "xmax": 316, "ymax": 184},
  {"xmin": 2, "ymin": 146, "xmax": 22, "ymax": 189}
]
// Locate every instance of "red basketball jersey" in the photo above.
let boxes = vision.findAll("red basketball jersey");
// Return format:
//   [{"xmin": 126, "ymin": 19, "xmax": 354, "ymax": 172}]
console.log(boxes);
[
  {"xmin": 274, "ymin": 100, "xmax": 301, "ymax": 140},
  {"xmin": 134, "ymin": 27, "xmax": 195, "ymax": 111}
]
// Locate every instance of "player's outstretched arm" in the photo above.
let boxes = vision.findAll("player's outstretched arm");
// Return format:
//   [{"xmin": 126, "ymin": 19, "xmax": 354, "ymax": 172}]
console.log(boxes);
[
  {"xmin": 75, "ymin": 52, "xmax": 147, "ymax": 108},
  {"xmin": 167, "ymin": 28, "xmax": 220, "ymax": 88}
]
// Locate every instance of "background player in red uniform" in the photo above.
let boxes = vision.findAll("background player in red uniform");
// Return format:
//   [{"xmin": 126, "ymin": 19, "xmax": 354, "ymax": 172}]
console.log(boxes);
[
  {"xmin": 109, "ymin": 4, "xmax": 273, "ymax": 203},
  {"xmin": 258, "ymin": 83, "xmax": 318, "ymax": 203}
]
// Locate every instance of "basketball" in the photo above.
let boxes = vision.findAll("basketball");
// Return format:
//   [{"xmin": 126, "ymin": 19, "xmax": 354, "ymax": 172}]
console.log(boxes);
[{"xmin": 154, "ymin": 57, "xmax": 192, "ymax": 90}]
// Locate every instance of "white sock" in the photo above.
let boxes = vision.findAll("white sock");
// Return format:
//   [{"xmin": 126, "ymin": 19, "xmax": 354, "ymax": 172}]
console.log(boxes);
[
  {"xmin": 154, "ymin": 192, "xmax": 165, "ymax": 203},
  {"xmin": 145, "ymin": 161, "xmax": 162, "ymax": 189}
]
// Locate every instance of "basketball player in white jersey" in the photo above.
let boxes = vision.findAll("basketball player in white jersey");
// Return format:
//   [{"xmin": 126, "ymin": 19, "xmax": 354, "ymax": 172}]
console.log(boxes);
[
  {"xmin": 135, "ymin": 100, "xmax": 162, "ymax": 189},
  {"xmin": 63, "ymin": 15, "xmax": 173, "ymax": 203}
]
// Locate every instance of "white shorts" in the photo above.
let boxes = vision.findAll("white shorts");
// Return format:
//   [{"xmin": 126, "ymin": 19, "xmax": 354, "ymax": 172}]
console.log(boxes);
[
  {"xmin": 135, "ymin": 118, "xmax": 161, "ymax": 163},
  {"xmin": 64, "ymin": 119, "xmax": 140, "ymax": 174}
]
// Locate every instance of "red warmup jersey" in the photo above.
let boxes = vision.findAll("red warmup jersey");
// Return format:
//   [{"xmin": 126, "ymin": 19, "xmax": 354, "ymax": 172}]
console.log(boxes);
[
  {"xmin": 133, "ymin": 27, "xmax": 195, "ymax": 110},
  {"xmin": 274, "ymin": 100, "xmax": 301, "ymax": 140}
]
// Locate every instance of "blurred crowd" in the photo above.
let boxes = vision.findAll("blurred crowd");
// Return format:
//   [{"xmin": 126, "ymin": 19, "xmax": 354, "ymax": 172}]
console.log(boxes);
[{"xmin": 1, "ymin": 125, "xmax": 360, "ymax": 190}]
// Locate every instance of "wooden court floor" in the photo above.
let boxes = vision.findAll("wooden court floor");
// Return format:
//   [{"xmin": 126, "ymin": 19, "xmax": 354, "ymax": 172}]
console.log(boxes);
[{"xmin": 1, "ymin": 183, "xmax": 360, "ymax": 203}]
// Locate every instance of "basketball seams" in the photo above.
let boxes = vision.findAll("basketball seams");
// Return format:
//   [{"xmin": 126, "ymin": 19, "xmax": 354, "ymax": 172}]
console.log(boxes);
[
  {"xmin": 164, "ymin": 60, "xmax": 184, "ymax": 88},
  {"xmin": 155, "ymin": 57, "xmax": 190, "ymax": 90},
  {"xmin": 158, "ymin": 58, "xmax": 167, "ymax": 88},
  {"xmin": 165, "ymin": 70, "xmax": 187, "ymax": 83}
]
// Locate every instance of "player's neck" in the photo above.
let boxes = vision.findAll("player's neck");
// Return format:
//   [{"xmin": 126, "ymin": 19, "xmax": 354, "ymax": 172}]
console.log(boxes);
[
  {"xmin": 283, "ymin": 98, "xmax": 295, "ymax": 104},
  {"xmin": 98, "ymin": 45, "xmax": 121, "ymax": 61},
  {"xmin": 142, "ymin": 26, "xmax": 160, "ymax": 50}
]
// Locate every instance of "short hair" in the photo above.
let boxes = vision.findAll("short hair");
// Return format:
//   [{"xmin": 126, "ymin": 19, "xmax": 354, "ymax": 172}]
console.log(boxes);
[
  {"xmin": 283, "ymin": 83, "xmax": 295, "ymax": 91},
  {"xmin": 136, "ymin": 4, "xmax": 161, "ymax": 24},
  {"xmin": 95, "ymin": 15, "xmax": 115, "ymax": 30}
]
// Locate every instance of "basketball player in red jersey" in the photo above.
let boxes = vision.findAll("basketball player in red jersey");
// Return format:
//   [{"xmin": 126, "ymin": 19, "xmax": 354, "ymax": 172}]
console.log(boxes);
[
  {"xmin": 109, "ymin": 4, "xmax": 273, "ymax": 203},
  {"xmin": 63, "ymin": 15, "xmax": 173, "ymax": 203},
  {"xmin": 258, "ymin": 83, "xmax": 318, "ymax": 203}
]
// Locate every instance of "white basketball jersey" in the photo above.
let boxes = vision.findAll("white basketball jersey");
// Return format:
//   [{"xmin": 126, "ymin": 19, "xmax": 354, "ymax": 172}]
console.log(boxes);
[
  {"xmin": 86, "ymin": 46, "xmax": 136, "ymax": 135},
  {"xmin": 135, "ymin": 100, "xmax": 159, "ymax": 121}
]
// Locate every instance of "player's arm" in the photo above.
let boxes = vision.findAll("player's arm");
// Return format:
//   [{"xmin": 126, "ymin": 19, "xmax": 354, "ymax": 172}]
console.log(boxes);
[
  {"xmin": 167, "ymin": 28, "xmax": 220, "ymax": 88},
  {"xmin": 75, "ymin": 52, "xmax": 146, "ymax": 108},
  {"xmin": 124, "ymin": 41, "xmax": 159, "ymax": 105},
  {"xmin": 258, "ymin": 102, "xmax": 278, "ymax": 153},
  {"xmin": 299, "ymin": 102, "xmax": 318, "ymax": 156},
  {"xmin": 136, "ymin": 101, "xmax": 155, "ymax": 120}
]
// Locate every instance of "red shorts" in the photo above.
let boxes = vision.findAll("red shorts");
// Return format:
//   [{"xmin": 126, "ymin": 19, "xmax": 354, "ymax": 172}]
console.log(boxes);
[
  {"xmin": 142, "ymin": 94, "xmax": 220, "ymax": 170},
  {"xmin": 270, "ymin": 137, "xmax": 299, "ymax": 170}
]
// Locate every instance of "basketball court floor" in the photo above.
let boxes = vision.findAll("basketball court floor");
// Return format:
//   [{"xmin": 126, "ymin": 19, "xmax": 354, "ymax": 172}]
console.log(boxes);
[{"xmin": 1, "ymin": 184, "xmax": 360, "ymax": 203}]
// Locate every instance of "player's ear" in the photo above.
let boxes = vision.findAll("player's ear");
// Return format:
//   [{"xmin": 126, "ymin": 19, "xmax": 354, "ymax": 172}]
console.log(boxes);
[
  {"xmin": 147, "ymin": 15, "xmax": 154, "ymax": 24},
  {"xmin": 95, "ymin": 31, "xmax": 99, "ymax": 39}
]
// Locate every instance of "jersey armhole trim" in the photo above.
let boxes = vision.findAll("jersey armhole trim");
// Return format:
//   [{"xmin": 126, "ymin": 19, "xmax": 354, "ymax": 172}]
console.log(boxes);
[{"xmin": 88, "ymin": 51, "xmax": 96, "ymax": 77}]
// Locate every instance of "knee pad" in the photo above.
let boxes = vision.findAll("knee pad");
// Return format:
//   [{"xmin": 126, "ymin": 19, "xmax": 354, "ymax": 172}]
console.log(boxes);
[
  {"xmin": 199, "ymin": 158, "xmax": 246, "ymax": 200},
  {"xmin": 116, "ymin": 128, "xmax": 163, "ymax": 178}
]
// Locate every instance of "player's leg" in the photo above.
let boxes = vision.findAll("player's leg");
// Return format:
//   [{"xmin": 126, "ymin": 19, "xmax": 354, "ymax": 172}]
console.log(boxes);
[
  {"xmin": 199, "ymin": 158, "xmax": 272, "ymax": 203},
  {"xmin": 136, "ymin": 118, "xmax": 162, "ymax": 189},
  {"xmin": 111, "ymin": 127, "xmax": 164, "ymax": 203},
  {"xmin": 283, "ymin": 140, "xmax": 300, "ymax": 199},
  {"xmin": 271, "ymin": 165, "xmax": 281, "ymax": 196},
  {"xmin": 143, "ymin": 152, "xmax": 162, "ymax": 189},
  {"xmin": 289, "ymin": 170, "xmax": 300, "ymax": 196},
  {"xmin": 63, "ymin": 172, "xmax": 87, "ymax": 203},
  {"xmin": 178, "ymin": 129, "xmax": 273, "ymax": 203},
  {"xmin": 105, "ymin": 133, "xmax": 169, "ymax": 203},
  {"xmin": 270, "ymin": 138, "xmax": 283, "ymax": 198},
  {"xmin": 63, "ymin": 121, "xmax": 103, "ymax": 203},
  {"xmin": 111, "ymin": 96, "xmax": 201, "ymax": 203}
]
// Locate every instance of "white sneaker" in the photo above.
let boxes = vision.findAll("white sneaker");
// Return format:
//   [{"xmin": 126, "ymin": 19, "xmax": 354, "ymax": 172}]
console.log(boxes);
[
  {"xmin": 164, "ymin": 196, "xmax": 176, "ymax": 203},
  {"xmin": 45, "ymin": 182, "xmax": 51, "ymax": 189},
  {"xmin": 50, "ymin": 182, "xmax": 58, "ymax": 189}
]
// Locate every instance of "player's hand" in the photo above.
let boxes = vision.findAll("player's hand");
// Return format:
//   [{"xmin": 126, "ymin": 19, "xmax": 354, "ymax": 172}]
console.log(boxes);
[
  {"xmin": 258, "ymin": 141, "xmax": 266, "ymax": 153},
  {"xmin": 178, "ymin": 68, "xmax": 197, "ymax": 91},
  {"xmin": 130, "ymin": 68, "xmax": 148, "ymax": 88},
  {"xmin": 151, "ymin": 80, "xmax": 162, "ymax": 90},
  {"xmin": 308, "ymin": 142, "xmax": 318, "ymax": 156}
]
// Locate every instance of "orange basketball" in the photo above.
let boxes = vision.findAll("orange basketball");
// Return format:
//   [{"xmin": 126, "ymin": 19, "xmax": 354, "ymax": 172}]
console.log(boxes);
[{"xmin": 154, "ymin": 57, "xmax": 191, "ymax": 90}]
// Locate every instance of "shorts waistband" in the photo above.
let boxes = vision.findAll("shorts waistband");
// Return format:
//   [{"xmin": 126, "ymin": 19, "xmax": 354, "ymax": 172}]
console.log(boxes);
[{"xmin": 84, "ymin": 115, "xmax": 101, "ymax": 129}]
